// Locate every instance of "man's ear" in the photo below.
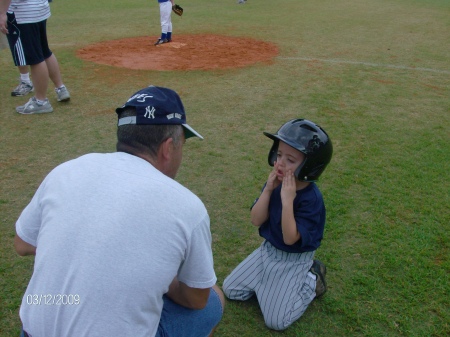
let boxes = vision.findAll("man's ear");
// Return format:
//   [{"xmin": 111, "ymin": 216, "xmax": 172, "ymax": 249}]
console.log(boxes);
[{"xmin": 158, "ymin": 137, "xmax": 174, "ymax": 162}]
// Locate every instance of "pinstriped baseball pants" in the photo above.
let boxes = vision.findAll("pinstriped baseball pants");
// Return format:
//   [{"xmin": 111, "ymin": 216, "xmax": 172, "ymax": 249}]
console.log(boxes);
[
  {"xmin": 223, "ymin": 240, "xmax": 317, "ymax": 330},
  {"xmin": 159, "ymin": 1, "xmax": 172, "ymax": 34}
]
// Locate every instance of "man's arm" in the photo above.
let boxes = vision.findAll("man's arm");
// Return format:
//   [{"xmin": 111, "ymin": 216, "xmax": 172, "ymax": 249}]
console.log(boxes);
[
  {"xmin": 166, "ymin": 277, "xmax": 210, "ymax": 310},
  {"xmin": 14, "ymin": 234, "xmax": 36, "ymax": 256},
  {"xmin": 0, "ymin": 0, "xmax": 13, "ymax": 34},
  {"xmin": 0, "ymin": 0, "xmax": 12, "ymax": 13}
]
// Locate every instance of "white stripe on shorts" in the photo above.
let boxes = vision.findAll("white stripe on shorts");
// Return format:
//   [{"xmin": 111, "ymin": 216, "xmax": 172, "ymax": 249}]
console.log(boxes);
[{"xmin": 15, "ymin": 38, "xmax": 27, "ymax": 66}]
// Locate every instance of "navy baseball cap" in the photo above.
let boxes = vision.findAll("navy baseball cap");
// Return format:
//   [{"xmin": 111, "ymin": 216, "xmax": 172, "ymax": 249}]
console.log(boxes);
[{"xmin": 116, "ymin": 85, "xmax": 203, "ymax": 139}]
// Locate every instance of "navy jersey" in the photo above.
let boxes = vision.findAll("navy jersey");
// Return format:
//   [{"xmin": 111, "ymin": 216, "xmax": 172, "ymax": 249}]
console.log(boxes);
[{"xmin": 255, "ymin": 183, "xmax": 326, "ymax": 253}]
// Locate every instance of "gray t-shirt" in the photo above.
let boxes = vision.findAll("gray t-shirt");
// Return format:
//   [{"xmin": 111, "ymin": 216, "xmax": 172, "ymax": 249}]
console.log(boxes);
[{"xmin": 17, "ymin": 152, "xmax": 216, "ymax": 337}]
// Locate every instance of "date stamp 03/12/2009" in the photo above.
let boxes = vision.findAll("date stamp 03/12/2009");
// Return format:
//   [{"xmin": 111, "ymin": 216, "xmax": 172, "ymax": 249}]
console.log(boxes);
[{"xmin": 26, "ymin": 294, "xmax": 80, "ymax": 306}]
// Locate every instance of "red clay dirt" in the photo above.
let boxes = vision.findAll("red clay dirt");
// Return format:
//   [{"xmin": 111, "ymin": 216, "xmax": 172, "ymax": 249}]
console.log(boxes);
[{"xmin": 76, "ymin": 34, "xmax": 279, "ymax": 71}]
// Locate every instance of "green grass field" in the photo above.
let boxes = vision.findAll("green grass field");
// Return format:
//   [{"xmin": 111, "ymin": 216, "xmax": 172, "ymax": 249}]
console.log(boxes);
[{"xmin": 1, "ymin": 0, "xmax": 449, "ymax": 336}]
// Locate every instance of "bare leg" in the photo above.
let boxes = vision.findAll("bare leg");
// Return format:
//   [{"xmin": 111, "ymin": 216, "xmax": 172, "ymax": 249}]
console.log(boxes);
[
  {"xmin": 18, "ymin": 65, "xmax": 29, "ymax": 75},
  {"xmin": 45, "ymin": 53, "xmax": 64, "ymax": 88},
  {"xmin": 30, "ymin": 61, "xmax": 49, "ymax": 101}
]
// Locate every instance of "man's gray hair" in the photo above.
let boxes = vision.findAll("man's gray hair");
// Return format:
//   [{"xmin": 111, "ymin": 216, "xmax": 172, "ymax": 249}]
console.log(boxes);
[{"xmin": 116, "ymin": 107, "xmax": 184, "ymax": 157}]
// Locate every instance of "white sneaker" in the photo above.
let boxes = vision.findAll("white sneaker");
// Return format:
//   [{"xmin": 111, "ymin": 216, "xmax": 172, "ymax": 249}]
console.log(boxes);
[
  {"xmin": 11, "ymin": 81, "xmax": 34, "ymax": 97},
  {"xmin": 55, "ymin": 86, "xmax": 70, "ymax": 102},
  {"xmin": 16, "ymin": 97, "xmax": 53, "ymax": 114}
]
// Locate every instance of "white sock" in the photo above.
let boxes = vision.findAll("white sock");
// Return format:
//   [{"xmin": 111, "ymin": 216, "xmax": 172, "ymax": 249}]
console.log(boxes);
[{"xmin": 20, "ymin": 72, "xmax": 31, "ymax": 84}]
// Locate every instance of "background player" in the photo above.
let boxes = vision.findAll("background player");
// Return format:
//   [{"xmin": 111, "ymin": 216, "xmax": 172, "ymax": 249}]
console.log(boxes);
[{"xmin": 154, "ymin": 0, "xmax": 174, "ymax": 45}]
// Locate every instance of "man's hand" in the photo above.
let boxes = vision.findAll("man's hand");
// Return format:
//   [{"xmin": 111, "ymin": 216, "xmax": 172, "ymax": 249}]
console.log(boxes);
[
  {"xmin": 0, "ymin": 12, "xmax": 8, "ymax": 35},
  {"xmin": 0, "ymin": 0, "xmax": 13, "ymax": 35}
]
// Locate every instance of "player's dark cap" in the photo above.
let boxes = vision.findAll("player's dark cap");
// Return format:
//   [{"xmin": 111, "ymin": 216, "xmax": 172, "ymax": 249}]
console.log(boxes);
[{"xmin": 116, "ymin": 85, "xmax": 203, "ymax": 139}]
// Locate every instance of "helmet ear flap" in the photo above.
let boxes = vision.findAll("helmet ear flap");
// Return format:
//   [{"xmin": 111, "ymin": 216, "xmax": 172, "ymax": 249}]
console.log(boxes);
[
  {"xmin": 294, "ymin": 161, "xmax": 305, "ymax": 180},
  {"xmin": 268, "ymin": 141, "xmax": 278, "ymax": 166}
]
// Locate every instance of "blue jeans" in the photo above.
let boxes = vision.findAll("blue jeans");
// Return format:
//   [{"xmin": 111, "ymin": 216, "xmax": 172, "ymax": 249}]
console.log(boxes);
[{"xmin": 156, "ymin": 287, "xmax": 223, "ymax": 337}]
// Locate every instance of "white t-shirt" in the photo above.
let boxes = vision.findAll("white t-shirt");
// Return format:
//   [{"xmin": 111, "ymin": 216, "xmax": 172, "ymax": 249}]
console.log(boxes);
[
  {"xmin": 8, "ymin": 0, "xmax": 50, "ymax": 24},
  {"xmin": 17, "ymin": 152, "xmax": 217, "ymax": 337}
]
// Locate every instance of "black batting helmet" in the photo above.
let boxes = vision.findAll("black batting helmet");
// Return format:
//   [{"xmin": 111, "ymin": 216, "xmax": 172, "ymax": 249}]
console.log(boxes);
[{"xmin": 263, "ymin": 119, "xmax": 333, "ymax": 182}]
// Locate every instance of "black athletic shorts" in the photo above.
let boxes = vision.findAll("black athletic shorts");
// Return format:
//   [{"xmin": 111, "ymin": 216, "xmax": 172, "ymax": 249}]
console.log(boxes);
[{"xmin": 6, "ymin": 12, "xmax": 52, "ymax": 66}]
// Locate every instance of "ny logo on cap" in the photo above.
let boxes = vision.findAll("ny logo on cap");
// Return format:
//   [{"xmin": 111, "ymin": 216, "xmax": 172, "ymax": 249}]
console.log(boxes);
[{"xmin": 144, "ymin": 106, "xmax": 156, "ymax": 119}]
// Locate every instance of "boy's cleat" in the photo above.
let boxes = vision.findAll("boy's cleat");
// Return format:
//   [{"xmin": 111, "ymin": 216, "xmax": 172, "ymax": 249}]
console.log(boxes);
[{"xmin": 310, "ymin": 259, "xmax": 327, "ymax": 298}]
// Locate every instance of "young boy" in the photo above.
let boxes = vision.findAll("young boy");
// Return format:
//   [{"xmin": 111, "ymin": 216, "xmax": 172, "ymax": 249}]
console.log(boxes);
[{"xmin": 222, "ymin": 118, "xmax": 333, "ymax": 331}]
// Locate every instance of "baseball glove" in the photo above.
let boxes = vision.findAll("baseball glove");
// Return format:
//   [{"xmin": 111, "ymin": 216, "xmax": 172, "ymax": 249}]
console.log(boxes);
[{"xmin": 172, "ymin": 4, "xmax": 183, "ymax": 16}]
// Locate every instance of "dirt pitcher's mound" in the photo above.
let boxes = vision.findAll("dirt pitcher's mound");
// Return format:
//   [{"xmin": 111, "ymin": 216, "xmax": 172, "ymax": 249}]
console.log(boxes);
[{"xmin": 76, "ymin": 34, "xmax": 279, "ymax": 71}]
